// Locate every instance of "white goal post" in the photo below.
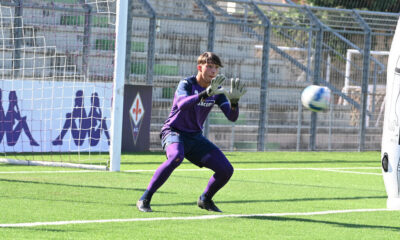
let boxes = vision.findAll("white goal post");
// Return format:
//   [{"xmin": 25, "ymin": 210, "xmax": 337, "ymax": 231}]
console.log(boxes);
[{"xmin": 109, "ymin": 0, "xmax": 128, "ymax": 172}]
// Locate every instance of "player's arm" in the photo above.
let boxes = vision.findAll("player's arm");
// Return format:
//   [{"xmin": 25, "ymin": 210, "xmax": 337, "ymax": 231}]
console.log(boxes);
[
  {"xmin": 176, "ymin": 76, "xmax": 226, "ymax": 110},
  {"xmin": 217, "ymin": 94, "xmax": 239, "ymax": 122},
  {"xmin": 175, "ymin": 80, "xmax": 202, "ymax": 111}
]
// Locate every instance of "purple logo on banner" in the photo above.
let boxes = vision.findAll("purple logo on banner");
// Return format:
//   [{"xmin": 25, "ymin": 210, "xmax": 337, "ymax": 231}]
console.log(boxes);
[
  {"xmin": 129, "ymin": 93, "xmax": 144, "ymax": 144},
  {"xmin": 52, "ymin": 90, "xmax": 110, "ymax": 146},
  {"xmin": 0, "ymin": 89, "xmax": 39, "ymax": 146}
]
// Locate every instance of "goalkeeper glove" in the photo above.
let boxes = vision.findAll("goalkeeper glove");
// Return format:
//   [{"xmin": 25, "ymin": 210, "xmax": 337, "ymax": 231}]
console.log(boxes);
[
  {"xmin": 206, "ymin": 75, "xmax": 227, "ymax": 96},
  {"xmin": 226, "ymin": 78, "xmax": 247, "ymax": 106},
  {"xmin": 199, "ymin": 74, "xmax": 227, "ymax": 99}
]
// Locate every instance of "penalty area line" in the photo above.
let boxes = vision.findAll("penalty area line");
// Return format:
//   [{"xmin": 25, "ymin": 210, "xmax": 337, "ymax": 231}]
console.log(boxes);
[{"xmin": 0, "ymin": 208, "xmax": 395, "ymax": 228}]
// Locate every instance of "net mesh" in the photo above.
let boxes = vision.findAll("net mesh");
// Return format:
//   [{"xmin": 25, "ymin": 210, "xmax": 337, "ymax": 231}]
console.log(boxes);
[{"xmin": 0, "ymin": 1, "xmax": 116, "ymax": 167}]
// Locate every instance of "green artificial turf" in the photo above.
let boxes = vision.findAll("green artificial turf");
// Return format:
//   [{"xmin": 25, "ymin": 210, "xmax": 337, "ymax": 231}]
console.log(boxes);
[{"xmin": 1, "ymin": 151, "xmax": 399, "ymax": 239}]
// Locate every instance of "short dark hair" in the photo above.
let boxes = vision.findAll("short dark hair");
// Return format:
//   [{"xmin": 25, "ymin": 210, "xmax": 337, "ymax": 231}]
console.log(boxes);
[{"xmin": 197, "ymin": 52, "xmax": 223, "ymax": 68}]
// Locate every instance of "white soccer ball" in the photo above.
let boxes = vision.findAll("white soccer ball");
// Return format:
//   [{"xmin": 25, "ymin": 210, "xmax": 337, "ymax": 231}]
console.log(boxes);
[{"xmin": 301, "ymin": 85, "xmax": 331, "ymax": 112}]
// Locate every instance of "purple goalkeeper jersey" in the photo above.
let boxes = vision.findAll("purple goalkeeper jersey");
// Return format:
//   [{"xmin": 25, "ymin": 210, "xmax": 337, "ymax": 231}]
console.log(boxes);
[{"xmin": 161, "ymin": 76, "xmax": 238, "ymax": 135}]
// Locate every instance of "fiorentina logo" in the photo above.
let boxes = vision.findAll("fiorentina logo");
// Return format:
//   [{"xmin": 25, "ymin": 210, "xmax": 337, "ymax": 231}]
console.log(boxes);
[{"xmin": 129, "ymin": 93, "xmax": 145, "ymax": 144}]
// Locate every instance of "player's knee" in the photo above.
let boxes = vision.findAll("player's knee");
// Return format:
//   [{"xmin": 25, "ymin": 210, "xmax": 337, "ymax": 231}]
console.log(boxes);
[
  {"xmin": 219, "ymin": 163, "xmax": 234, "ymax": 181},
  {"xmin": 166, "ymin": 151, "xmax": 184, "ymax": 168},
  {"xmin": 225, "ymin": 164, "xmax": 234, "ymax": 179}
]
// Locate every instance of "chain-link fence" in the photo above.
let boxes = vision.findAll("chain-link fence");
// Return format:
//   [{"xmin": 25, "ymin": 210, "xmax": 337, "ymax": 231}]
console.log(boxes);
[
  {"xmin": 129, "ymin": 0, "xmax": 398, "ymax": 152},
  {"xmin": 2, "ymin": 0, "xmax": 399, "ymax": 153}
]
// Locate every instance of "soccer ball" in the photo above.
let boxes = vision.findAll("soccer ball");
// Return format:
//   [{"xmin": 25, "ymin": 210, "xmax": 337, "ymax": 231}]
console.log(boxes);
[{"xmin": 301, "ymin": 85, "xmax": 331, "ymax": 112}]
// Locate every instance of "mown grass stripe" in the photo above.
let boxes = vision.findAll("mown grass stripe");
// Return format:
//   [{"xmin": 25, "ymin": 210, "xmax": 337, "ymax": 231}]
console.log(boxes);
[{"xmin": 0, "ymin": 208, "xmax": 394, "ymax": 228}]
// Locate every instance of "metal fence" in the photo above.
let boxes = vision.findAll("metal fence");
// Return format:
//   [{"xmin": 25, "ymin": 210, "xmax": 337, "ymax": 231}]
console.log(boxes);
[
  {"xmin": 2, "ymin": 0, "xmax": 399, "ymax": 152},
  {"xmin": 130, "ymin": 0, "xmax": 399, "ymax": 152}
]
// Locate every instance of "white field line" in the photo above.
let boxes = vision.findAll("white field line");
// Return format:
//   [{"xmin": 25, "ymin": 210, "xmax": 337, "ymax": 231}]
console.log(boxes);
[
  {"xmin": 0, "ymin": 167, "xmax": 381, "ymax": 175},
  {"xmin": 310, "ymin": 169, "xmax": 382, "ymax": 176},
  {"xmin": 0, "ymin": 208, "xmax": 395, "ymax": 228},
  {"xmin": 0, "ymin": 170, "xmax": 102, "ymax": 174}
]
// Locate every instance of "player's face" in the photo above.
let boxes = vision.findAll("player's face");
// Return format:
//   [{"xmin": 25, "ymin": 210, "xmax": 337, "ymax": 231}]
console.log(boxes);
[{"xmin": 198, "ymin": 62, "xmax": 219, "ymax": 85}]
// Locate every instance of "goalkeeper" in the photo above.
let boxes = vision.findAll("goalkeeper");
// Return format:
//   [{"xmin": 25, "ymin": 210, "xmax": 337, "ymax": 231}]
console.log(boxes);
[{"xmin": 137, "ymin": 52, "xmax": 246, "ymax": 213}]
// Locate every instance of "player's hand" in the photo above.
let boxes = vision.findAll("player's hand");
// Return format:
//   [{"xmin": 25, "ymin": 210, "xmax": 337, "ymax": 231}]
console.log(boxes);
[
  {"xmin": 226, "ymin": 78, "xmax": 246, "ymax": 105},
  {"xmin": 206, "ymin": 74, "xmax": 227, "ymax": 96}
]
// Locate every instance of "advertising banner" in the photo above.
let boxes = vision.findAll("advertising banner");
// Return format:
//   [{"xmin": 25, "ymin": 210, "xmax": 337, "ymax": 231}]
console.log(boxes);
[
  {"xmin": 0, "ymin": 80, "xmax": 112, "ymax": 152},
  {"xmin": 122, "ymin": 85, "xmax": 152, "ymax": 152}
]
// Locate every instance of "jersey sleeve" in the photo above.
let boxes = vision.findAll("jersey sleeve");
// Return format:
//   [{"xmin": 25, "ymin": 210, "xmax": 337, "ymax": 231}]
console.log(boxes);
[
  {"xmin": 175, "ymin": 79, "xmax": 202, "ymax": 110},
  {"xmin": 216, "ymin": 94, "xmax": 239, "ymax": 122},
  {"xmin": 176, "ymin": 79, "xmax": 192, "ymax": 97}
]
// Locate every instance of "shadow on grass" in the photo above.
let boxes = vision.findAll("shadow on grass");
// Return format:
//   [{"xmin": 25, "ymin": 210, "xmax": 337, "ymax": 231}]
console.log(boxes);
[
  {"xmin": 7, "ymin": 227, "xmax": 74, "ymax": 233},
  {"xmin": 120, "ymin": 159, "xmax": 378, "ymax": 166},
  {"xmin": 241, "ymin": 215, "xmax": 400, "ymax": 231},
  {"xmin": 122, "ymin": 161, "xmax": 194, "ymax": 166},
  {"xmin": 140, "ymin": 172, "xmax": 385, "ymax": 194},
  {"xmin": 0, "ymin": 194, "xmax": 137, "ymax": 207},
  {"xmin": 0, "ymin": 178, "xmax": 172, "ymax": 195},
  {"xmin": 229, "ymin": 160, "xmax": 377, "ymax": 165},
  {"xmin": 152, "ymin": 195, "xmax": 386, "ymax": 207}
]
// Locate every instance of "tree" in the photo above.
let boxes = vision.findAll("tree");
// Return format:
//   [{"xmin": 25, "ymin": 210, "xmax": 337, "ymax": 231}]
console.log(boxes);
[{"xmin": 305, "ymin": 0, "xmax": 400, "ymax": 12}]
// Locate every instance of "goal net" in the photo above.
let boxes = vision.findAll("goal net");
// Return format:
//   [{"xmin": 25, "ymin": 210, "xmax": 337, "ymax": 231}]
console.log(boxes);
[{"xmin": 0, "ymin": 0, "xmax": 119, "ymax": 170}]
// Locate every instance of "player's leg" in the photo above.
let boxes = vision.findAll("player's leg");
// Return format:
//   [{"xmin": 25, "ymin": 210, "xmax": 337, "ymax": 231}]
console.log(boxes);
[
  {"xmin": 201, "ymin": 149, "xmax": 234, "ymax": 199},
  {"xmin": 6, "ymin": 116, "xmax": 38, "ymax": 146},
  {"xmin": 197, "ymin": 148, "xmax": 233, "ymax": 212},
  {"xmin": 184, "ymin": 134, "xmax": 233, "ymax": 212},
  {"xmin": 0, "ymin": 112, "xmax": 4, "ymax": 143},
  {"xmin": 88, "ymin": 122, "xmax": 101, "ymax": 146},
  {"xmin": 6, "ymin": 117, "xmax": 35, "ymax": 146},
  {"xmin": 0, "ymin": 125, "xmax": 3, "ymax": 143},
  {"xmin": 52, "ymin": 113, "xmax": 72, "ymax": 145},
  {"xmin": 74, "ymin": 120, "xmax": 89, "ymax": 146},
  {"xmin": 137, "ymin": 133, "xmax": 184, "ymax": 212},
  {"xmin": 19, "ymin": 116, "xmax": 39, "ymax": 146},
  {"xmin": 6, "ymin": 119, "xmax": 23, "ymax": 146},
  {"xmin": 70, "ymin": 116, "xmax": 84, "ymax": 146},
  {"xmin": 144, "ymin": 142, "xmax": 184, "ymax": 196}
]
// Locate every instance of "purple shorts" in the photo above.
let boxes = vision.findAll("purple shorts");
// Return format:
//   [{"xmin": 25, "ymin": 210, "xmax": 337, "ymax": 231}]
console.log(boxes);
[{"xmin": 160, "ymin": 128, "xmax": 218, "ymax": 167}]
